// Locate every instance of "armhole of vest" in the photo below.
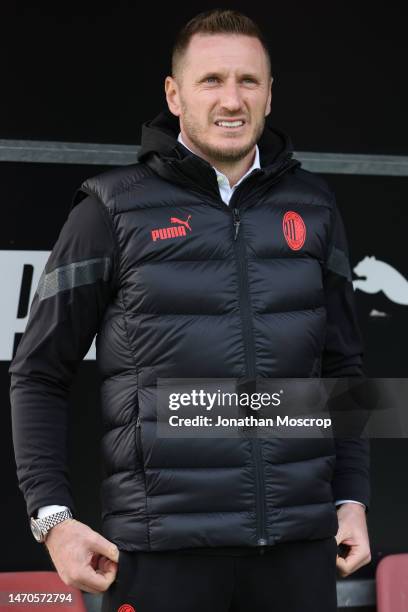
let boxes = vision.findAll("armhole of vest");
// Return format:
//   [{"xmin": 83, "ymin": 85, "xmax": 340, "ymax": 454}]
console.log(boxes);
[
  {"xmin": 323, "ymin": 193, "xmax": 337, "ymax": 277},
  {"xmin": 71, "ymin": 188, "xmax": 121, "ymax": 297},
  {"xmin": 94, "ymin": 197, "xmax": 121, "ymax": 297}
]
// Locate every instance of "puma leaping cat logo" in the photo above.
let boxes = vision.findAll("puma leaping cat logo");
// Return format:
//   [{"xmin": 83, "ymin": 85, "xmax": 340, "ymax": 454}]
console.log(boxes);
[
  {"xmin": 170, "ymin": 215, "xmax": 192, "ymax": 232},
  {"xmin": 353, "ymin": 256, "xmax": 408, "ymax": 305}
]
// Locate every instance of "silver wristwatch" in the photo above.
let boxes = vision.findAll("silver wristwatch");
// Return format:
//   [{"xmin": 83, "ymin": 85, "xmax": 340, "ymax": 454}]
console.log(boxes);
[{"xmin": 30, "ymin": 508, "xmax": 73, "ymax": 543}]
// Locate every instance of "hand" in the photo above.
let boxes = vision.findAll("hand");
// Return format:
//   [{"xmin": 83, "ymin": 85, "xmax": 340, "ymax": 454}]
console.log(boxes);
[
  {"xmin": 44, "ymin": 518, "xmax": 120, "ymax": 593},
  {"xmin": 335, "ymin": 503, "xmax": 371, "ymax": 577}
]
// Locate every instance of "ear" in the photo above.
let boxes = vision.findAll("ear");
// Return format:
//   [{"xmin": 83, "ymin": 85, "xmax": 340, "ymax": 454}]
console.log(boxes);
[
  {"xmin": 165, "ymin": 75, "xmax": 181, "ymax": 118},
  {"xmin": 265, "ymin": 76, "xmax": 273, "ymax": 117}
]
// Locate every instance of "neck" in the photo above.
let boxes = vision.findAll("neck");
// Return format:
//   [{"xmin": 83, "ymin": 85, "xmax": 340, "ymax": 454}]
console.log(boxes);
[
  {"xmin": 179, "ymin": 131, "xmax": 256, "ymax": 188},
  {"xmin": 212, "ymin": 150, "xmax": 257, "ymax": 187}
]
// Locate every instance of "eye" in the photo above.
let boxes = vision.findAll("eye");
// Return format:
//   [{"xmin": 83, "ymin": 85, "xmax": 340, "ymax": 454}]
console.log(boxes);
[{"xmin": 205, "ymin": 76, "xmax": 219, "ymax": 83}]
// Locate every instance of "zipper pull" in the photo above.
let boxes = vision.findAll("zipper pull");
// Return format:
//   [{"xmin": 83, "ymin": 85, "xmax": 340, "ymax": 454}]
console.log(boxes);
[
  {"xmin": 233, "ymin": 208, "xmax": 241, "ymax": 240},
  {"xmin": 258, "ymin": 537, "xmax": 267, "ymax": 554},
  {"xmin": 136, "ymin": 415, "xmax": 141, "ymax": 427}
]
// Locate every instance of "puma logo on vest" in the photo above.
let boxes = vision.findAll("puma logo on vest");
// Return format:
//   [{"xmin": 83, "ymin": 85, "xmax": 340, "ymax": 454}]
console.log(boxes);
[
  {"xmin": 151, "ymin": 215, "xmax": 192, "ymax": 242},
  {"xmin": 353, "ymin": 255, "xmax": 408, "ymax": 305},
  {"xmin": 170, "ymin": 215, "xmax": 192, "ymax": 231}
]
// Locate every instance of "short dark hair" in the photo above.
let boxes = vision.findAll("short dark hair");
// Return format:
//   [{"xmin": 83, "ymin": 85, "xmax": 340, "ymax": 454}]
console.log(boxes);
[{"xmin": 171, "ymin": 8, "xmax": 272, "ymax": 80}]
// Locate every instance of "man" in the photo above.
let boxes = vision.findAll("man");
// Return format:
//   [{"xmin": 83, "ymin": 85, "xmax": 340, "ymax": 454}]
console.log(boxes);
[{"xmin": 9, "ymin": 8, "xmax": 371, "ymax": 612}]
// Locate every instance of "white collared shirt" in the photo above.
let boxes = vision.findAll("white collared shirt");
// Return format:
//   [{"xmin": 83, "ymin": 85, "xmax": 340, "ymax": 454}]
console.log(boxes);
[{"xmin": 177, "ymin": 132, "xmax": 260, "ymax": 206}]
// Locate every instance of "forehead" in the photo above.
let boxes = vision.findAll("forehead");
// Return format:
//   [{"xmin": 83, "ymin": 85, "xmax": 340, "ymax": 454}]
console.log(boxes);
[{"xmin": 184, "ymin": 33, "xmax": 268, "ymax": 74}]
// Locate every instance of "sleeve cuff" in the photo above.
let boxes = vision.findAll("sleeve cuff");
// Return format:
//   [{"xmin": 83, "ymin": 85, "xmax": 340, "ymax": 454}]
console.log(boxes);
[{"xmin": 335, "ymin": 499, "xmax": 366, "ymax": 509}]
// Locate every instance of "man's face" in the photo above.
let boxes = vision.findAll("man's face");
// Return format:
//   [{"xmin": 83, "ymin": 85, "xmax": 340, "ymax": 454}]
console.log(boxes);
[{"xmin": 165, "ymin": 33, "xmax": 272, "ymax": 164}]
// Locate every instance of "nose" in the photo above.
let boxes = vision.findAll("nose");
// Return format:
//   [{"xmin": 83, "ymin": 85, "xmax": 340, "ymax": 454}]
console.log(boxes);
[{"xmin": 219, "ymin": 80, "xmax": 243, "ymax": 112}]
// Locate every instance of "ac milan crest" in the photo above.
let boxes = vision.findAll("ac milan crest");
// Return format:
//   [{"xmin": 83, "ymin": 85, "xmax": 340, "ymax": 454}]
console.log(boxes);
[{"xmin": 282, "ymin": 211, "xmax": 306, "ymax": 251}]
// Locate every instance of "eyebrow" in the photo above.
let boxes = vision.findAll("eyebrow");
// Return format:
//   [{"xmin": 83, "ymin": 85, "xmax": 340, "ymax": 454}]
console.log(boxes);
[{"xmin": 197, "ymin": 71, "xmax": 261, "ymax": 82}]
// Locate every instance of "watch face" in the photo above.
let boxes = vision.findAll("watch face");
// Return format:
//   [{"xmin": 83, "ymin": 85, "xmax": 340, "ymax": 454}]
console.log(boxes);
[{"xmin": 30, "ymin": 518, "xmax": 44, "ymax": 542}]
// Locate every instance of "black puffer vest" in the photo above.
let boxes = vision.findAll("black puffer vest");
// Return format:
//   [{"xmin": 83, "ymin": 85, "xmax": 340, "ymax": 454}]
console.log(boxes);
[{"xmin": 73, "ymin": 109, "xmax": 339, "ymax": 552}]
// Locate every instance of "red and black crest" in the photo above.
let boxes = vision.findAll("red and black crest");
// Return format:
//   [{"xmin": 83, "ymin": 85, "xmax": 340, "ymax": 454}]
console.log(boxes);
[{"xmin": 282, "ymin": 211, "xmax": 306, "ymax": 251}]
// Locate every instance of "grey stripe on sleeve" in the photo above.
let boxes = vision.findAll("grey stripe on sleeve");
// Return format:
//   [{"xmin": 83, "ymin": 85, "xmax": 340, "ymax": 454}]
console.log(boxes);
[
  {"xmin": 326, "ymin": 246, "xmax": 352, "ymax": 281},
  {"xmin": 36, "ymin": 257, "xmax": 111, "ymax": 301}
]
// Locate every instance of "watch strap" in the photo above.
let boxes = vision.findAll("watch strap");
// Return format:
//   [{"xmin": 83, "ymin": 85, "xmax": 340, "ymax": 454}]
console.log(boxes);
[{"xmin": 31, "ymin": 508, "xmax": 73, "ymax": 542}]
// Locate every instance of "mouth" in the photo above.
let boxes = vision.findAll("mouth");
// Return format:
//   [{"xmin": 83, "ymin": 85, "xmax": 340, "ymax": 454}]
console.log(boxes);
[{"xmin": 214, "ymin": 119, "xmax": 246, "ymax": 130}]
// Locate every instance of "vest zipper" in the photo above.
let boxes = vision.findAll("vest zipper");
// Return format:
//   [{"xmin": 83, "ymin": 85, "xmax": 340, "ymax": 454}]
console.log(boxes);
[
  {"xmin": 170, "ymin": 157, "xmax": 298, "ymax": 549},
  {"xmin": 231, "ymin": 206, "xmax": 256, "ymax": 377},
  {"xmin": 253, "ymin": 439, "xmax": 267, "ymax": 551},
  {"xmin": 233, "ymin": 207, "xmax": 241, "ymax": 240},
  {"xmin": 231, "ymin": 205, "xmax": 267, "ymax": 549},
  {"xmin": 227, "ymin": 157, "xmax": 300, "ymax": 549}
]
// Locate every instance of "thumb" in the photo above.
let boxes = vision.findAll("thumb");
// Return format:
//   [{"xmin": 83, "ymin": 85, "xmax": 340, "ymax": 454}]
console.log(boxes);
[
  {"xmin": 98, "ymin": 557, "xmax": 117, "ymax": 576},
  {"xmin": 336, "ymin": 554, "xmax": 349, "ymax": 574},
  {"xmin": 335, "ymin": 529, "xmax": 347, "ymax": 547},
  {"xmin": 92, "ymin": 535, "xmax": 120, "ymax": 564}
]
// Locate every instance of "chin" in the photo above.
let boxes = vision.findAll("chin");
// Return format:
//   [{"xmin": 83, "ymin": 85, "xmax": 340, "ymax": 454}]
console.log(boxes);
[{"xmin": 216, "ymin": 140, "xmax": 251, "ymax": 156}]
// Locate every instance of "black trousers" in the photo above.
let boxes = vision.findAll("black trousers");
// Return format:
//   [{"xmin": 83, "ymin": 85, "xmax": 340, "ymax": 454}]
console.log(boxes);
[{"xmin": 101, "ymin": 536, "xmax": 338, "ymax": 612}]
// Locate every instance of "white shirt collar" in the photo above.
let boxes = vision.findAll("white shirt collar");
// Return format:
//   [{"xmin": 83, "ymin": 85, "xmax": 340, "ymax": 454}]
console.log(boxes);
[{"xmin": 177, "ymin": 131, "xmax": 260, "ymax": 190}]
